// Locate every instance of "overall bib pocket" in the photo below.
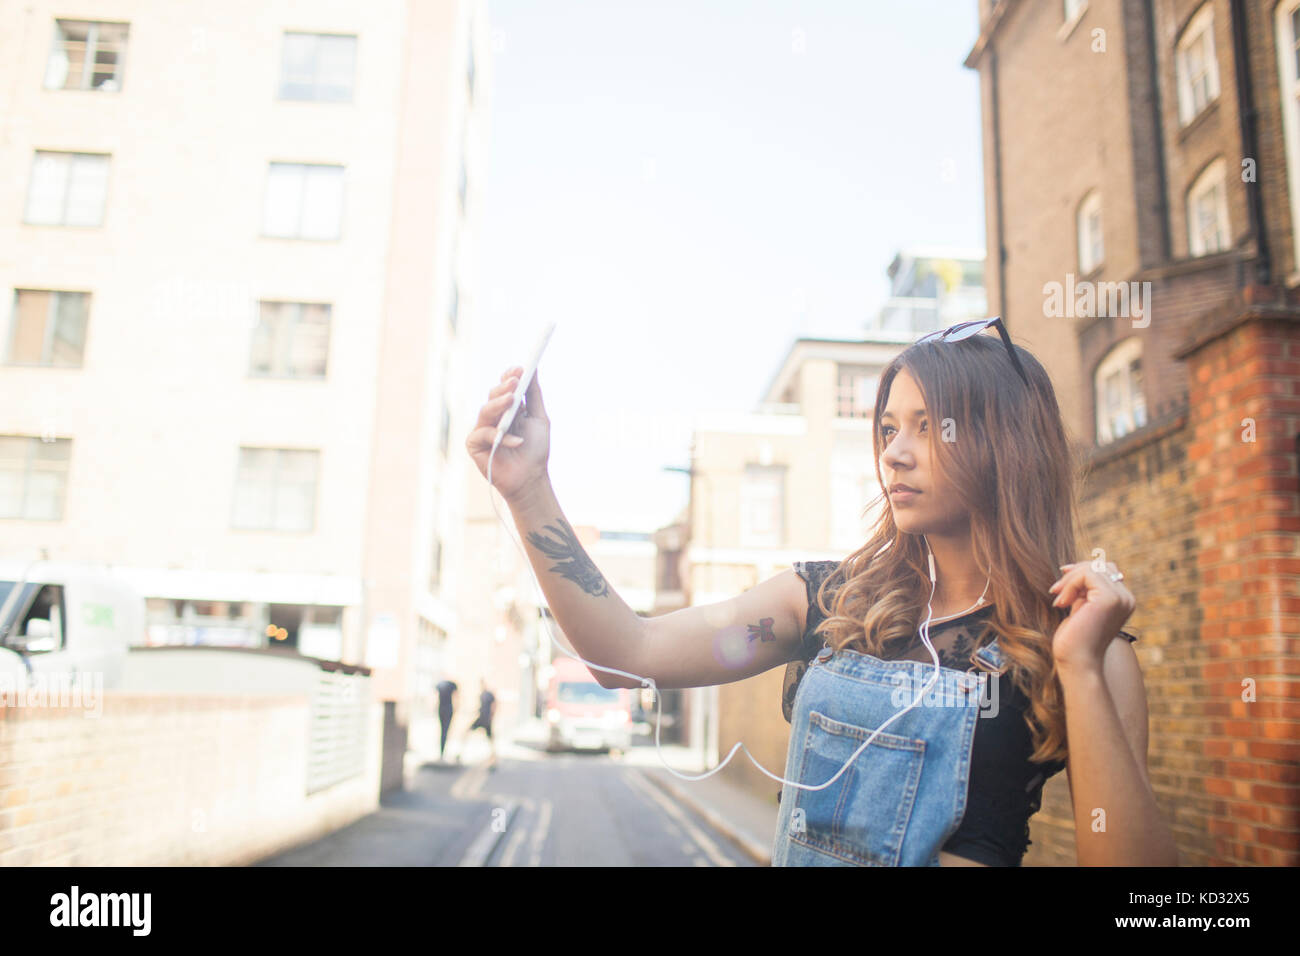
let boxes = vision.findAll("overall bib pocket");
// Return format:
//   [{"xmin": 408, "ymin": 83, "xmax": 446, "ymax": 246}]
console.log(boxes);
[{"xmin": 788, "ymin": 709, "xmax": 927, "ymax": 866}]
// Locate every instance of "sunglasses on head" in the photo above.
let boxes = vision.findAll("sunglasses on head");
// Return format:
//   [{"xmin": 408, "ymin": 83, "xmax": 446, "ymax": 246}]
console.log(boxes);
[{"xmin": 914, "ymin": 316, "xmax": 1030, "ymax": 386}]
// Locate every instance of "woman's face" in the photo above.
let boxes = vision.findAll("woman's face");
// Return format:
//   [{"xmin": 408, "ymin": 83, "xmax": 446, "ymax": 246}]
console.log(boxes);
[{"xmin": 879, "ymin": 368, "xmax": 968, "ymax": 536}]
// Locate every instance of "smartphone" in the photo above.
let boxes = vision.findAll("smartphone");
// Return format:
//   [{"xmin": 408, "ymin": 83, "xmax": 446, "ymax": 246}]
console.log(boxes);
[{"xmin": 497, "ymin": 320, "xmax": 556, "ymax": 441}]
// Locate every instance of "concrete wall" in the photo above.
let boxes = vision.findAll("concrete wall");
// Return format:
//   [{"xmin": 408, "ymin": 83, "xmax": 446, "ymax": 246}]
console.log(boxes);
[
  {"xmin": 0, "ymin": 692, "xmax": 383, "ymax": 865},
  {"xmin": 120, "ymin": 647, "xmax": 323, "ymax": 696}
]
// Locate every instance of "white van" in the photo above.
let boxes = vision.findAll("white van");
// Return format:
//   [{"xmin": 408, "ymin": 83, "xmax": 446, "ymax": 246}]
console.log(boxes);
[{"xmin": 0, "ymin": 560, "xmax": 144, "ymax": 690}]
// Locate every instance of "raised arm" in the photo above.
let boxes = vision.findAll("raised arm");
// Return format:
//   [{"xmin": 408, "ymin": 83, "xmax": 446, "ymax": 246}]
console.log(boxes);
[
  {"xmin": 506, "ymin": 478, "xmax": 808, "ymax": 689},
  {"xmin": 467, "ymin": 365, "xmax": 808, "ymax": 692}
]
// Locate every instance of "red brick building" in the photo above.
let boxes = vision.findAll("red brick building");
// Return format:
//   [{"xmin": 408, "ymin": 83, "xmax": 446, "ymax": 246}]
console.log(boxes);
[{"xmin": 966, "ymin": 0, "xmax": 1299, "ymax": 865}]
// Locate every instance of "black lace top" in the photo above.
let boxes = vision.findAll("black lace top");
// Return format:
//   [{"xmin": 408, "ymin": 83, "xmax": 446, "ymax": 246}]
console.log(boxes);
[{"xmin": 784, "ymin": 559, "xmax": 1138, "ymax": 867}]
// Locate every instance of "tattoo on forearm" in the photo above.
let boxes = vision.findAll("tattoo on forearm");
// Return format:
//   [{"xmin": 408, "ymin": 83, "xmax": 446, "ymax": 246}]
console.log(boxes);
[
  {"xmin": 747, "ymin": 618, "xmax": 776, "ymax": 643},
  {"xmin": 526, "ymin": 516, "xmax": 610, "ymax": 597}
]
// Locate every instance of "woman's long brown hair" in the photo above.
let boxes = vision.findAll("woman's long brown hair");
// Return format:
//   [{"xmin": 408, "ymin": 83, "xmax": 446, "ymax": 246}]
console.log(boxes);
[{"xmin": 810, "ymin": 333, "xmax": 1084, "ymax": 765}]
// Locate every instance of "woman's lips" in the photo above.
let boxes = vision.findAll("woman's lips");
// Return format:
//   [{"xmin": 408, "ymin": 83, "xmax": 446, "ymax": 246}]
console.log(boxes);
[{"xmin": 889, "ymin": 488, "xmax": 920, "ymax": 504}]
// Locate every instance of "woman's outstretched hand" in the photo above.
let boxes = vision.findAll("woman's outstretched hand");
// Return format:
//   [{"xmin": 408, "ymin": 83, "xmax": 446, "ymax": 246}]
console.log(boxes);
[{"xmin": 465, "ymin": 365, "xmax": 552, "ymax": 506}]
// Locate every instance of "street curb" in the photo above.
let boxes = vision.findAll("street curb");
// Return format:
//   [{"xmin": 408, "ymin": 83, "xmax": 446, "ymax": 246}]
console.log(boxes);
[{"xmin": 637, "ymin": 769, "xmax": 772, "ymax": 867}]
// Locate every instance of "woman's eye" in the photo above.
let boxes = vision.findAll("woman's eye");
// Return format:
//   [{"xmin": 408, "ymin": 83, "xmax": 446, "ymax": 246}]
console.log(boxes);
[{"xmin": 882, "ymin": 424, "xmax": 924, "ymax": 439}]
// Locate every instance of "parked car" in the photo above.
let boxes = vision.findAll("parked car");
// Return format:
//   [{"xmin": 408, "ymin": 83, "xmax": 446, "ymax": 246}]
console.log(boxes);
[{"xmin": 543, "ymin": 654, "xmax": 631, "ymax": 753}]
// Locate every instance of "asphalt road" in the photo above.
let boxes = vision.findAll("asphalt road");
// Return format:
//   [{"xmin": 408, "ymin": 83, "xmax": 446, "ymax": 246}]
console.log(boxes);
[{"xmin": 253, "ymin": 748, "xmax": 755, "ymax": 867}]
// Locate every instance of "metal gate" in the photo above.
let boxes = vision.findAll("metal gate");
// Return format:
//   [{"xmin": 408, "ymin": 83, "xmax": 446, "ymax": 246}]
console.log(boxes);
[{"xmin": 306, "ymin": 669, "xmax": 368, "ymax": 795}]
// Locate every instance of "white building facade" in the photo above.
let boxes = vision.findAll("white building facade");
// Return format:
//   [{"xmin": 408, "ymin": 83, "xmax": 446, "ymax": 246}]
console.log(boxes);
[{"xmin": 0, "ymin": 0, "xmax": 492, "ymax": 711}]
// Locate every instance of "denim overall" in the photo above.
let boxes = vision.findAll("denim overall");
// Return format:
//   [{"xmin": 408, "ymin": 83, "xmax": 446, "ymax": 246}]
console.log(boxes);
[{"xmin": 771, "ymin": 634, "xmax": 1006, "ymax": 867}]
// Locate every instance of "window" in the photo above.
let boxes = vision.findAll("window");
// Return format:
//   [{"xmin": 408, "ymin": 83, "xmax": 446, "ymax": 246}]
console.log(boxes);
[
  {"xmin": 831, "ymin": 432, "xmax": 880, "ymax": 552},
  {"xmin": 439, "ymin": 400, "xmax": 450, "ymax": 459},
  {"xmin": 250, "ymin": 301, "xmax": 330, "ymax": 378},
  {"xmin": 0, "ymin": 436, "xmax": 72, "ymax": 520},
  {"xmin": 6, "ymin": 290, "xmax": 89, "ymax": 366},
  {"xmin": 430, "ymin": 535, "xmax": 443, "ymax": 591},
  {"xmin": 558, "ymin": 681, "xmax": 620, "ymax": 704},
  {"xmin": 1187, "ymin": 158, "xmax": 1230, "ymax": 256},
  {"xmin": 232, "ymin": 447, "xmax": 319, "ymax": 531},
  {"xmin": 1077, "ymin": 190, "xmax": 1104, "ymax": 274},
  {"xmin": 467, "ymin": 33, "xmax": 476, "ymax": 100},
  {"xmin": 3, "ymin": 584, "xmax": 66, "ymax": 654},
  {"xmin": 457, "ymin": 112, "xmax": 470, "ymax": 216},
  {"xmin": 1059, "ymin": 0, "xmax": 1089, "ymax": 36},
  {"xmin": 1094, "ymin": 339, "xmax": 1147, "ymax": 445},
  {"xmin": 740, "ymin": 464, "xmax": 785, "ymax": 548},
  {"xmin": 24, "ymin": 151, "xmax": 110, "ymax": 226},
  {"xmin": 44, "ymin": 20, "xmax": 128, "ymax": 91},
  {"xmin": 1176, "ymin": 5, "xmax": 1220, "ymax": 126},
  {"xmin": 278, "ymin": 33, "xmax": 356, "ymax": 102},
  {"xmin": 836, "ymin": 364, "xmax": 878, "ymax": 419},
  {"xmin": 263, "ymin": 163, "xmax": 344, "ymax": 239},
  {"xmin": 266, "ymin": 603, "xmax": 340, "ymax": 652},
  {"xmin": 145, "ymin": 599, "xmax": 260, "ymax": 648},
  {"xmin": 296, "ymin": 605, "xmax": 344, "ymax": 659}
]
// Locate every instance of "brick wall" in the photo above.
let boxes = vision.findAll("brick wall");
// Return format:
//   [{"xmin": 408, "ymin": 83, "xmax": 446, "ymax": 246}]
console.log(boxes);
[
  {"xmin": 1026, "ymin": 307, "xmax": 1300, "ymax": 866},
  {"xmin": 1177, "ymin": 310, "xmax": 1300, "ymax": 864},
  {"xmin": 1076, "ymin": 258, "xmax": 1241, "ymax": 437},
  {"xmin": 0, "ymin": 693, "xmax": 383, "ymax": 866},
  {"xmin": 717, "ymin": 666, "xmax": 787, "ymax": 823},
  {"xmin": 967, "ymin": 0, "xmax": 1300, "ymax": 866},
  {"xmin": 1028, "ymin": 409, "xmax": 1199, "ymax": 864}
]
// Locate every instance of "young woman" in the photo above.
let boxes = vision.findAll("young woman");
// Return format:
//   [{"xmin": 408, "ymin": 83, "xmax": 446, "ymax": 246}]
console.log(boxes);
[{"xmin": 466, "ymin": 321, "xmax": 1179, "ymax": 867}]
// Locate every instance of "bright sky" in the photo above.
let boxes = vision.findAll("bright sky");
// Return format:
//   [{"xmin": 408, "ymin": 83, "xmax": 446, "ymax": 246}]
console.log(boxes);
[{"xmin": 474, "ymin": 0, "xmax": 984, "ymax": 532}]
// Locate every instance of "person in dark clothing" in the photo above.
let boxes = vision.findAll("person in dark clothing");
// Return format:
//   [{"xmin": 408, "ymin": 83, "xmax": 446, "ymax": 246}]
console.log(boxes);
[
  {"xmin": 435, "ymin": 679, "xmax": 458, "ymax": 761},
  {"xmin": 468, "ymin": 680, "xmax": 497, "ymax": 765}
]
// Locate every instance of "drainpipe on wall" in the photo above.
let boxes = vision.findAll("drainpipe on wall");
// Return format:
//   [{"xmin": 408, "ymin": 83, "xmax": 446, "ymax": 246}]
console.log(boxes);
[
  {"xmin": 1229, "ymin": 0, "xmax": 1272, "ymax": 286},
  {"xmin": 990, "ymin": 47, "xmax": 1008, "ymax": 326},
  {"xmin": 1143, "ymin": 0, "xmax": 1172, "ymax": 262}
]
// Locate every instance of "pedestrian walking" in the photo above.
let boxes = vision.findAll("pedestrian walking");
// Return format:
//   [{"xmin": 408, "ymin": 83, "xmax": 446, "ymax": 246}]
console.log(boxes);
[
  {"xmin": 467, "ymin": 679, "xmax": 497, "ymax": 767},
  {"xmin": 435, "ymin": 678, "xmax": 458, "ymax": 762}
]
